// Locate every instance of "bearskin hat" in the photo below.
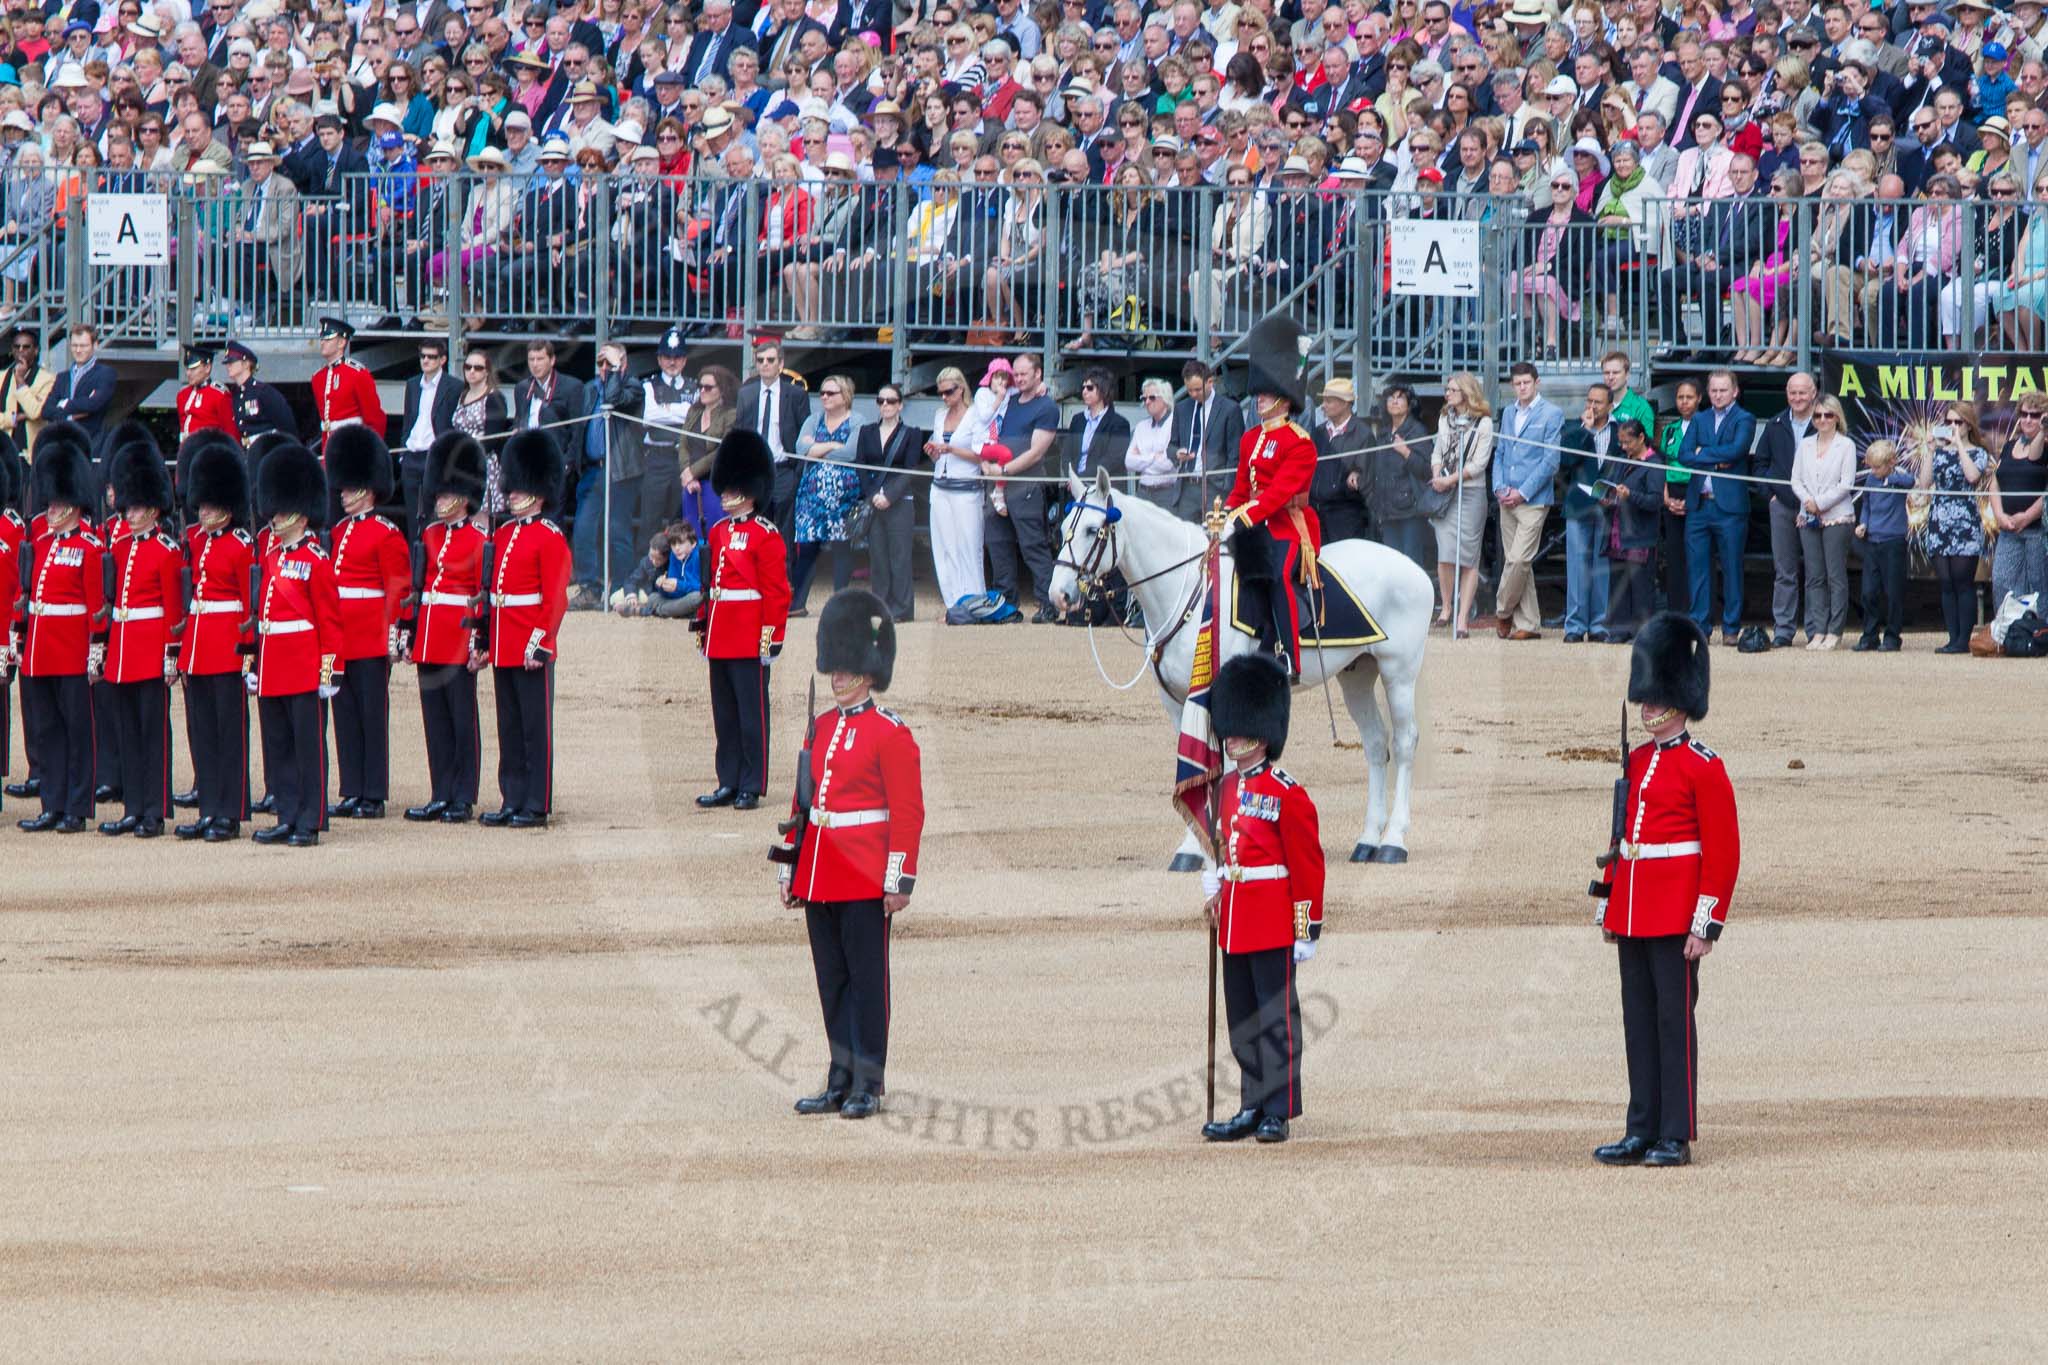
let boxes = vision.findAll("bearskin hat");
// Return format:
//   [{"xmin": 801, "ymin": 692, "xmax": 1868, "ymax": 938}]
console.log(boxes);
[
  {"xmin": 184, "ymin": 432, "xmax": 252, "ymax": 529},
  {"xmin": 1210, "ymin": 652, "xmax": 1292, "ymax": 761},
  {"xmin": 1628, "ymin": 611, "xmax": 1711, "ymax": 722},
  {"xmin": 325, "ymin": 422, "xmax": 394, "ymax": 500},
  {"xmin": 423, "ymin": 430, "xmax": 487, "ymax": 512},
  {"xmin": 32, "ymin": 432, "xmax": 96, "ymax": 513},
  {"xmin": 1231, "ymin": 520, "xmax": 1282, "ymax": 586},
  {"xmin": 1242, "ymin": 312, "xmax": 1306, "ymax": 414},
  {"xmin": 500, "ymin": 427, "xmax": 565, "ymax": 506},
  {"xmin": 35, "ymin": 418, "xmax": 94, "ymax": 477},
  {"xmin": 257, "ymin": 441, "xmax": 328, "ymax": 527},
  {"xmin": 710, "ymin": 427, "xmax": 774, "ymax": 510},
  {"xmin": 816, "ymin": 588, "xmax": 896, "ymax": 692},
  {"xmin": 111, "ymin": 435, "xmax": 174, "ymax": 515}
]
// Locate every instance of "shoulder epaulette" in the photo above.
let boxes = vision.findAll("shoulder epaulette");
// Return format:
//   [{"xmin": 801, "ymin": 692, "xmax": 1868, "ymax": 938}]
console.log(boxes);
[
  {"xmin": 752, "ymin": 516, "xmax": 780, "ymax": 535},
  {"xmin": 875, "ymin": 706, "xmax": 905, "ymax": 727},
  {"xmin": 1270, "ymin": 766, "xmax": 1299, "ymax": 788},
  {"xmin": 232, "ymin": 528, "xmax": 253, "ymax": 544},
  {"xmin": 303, "ymin": 540, "xmax": 330, "ymax": 558},
  {"xmin": 1688, "ymin": 738, "xmax": 1718, "ymax": 761},
  {"xmin": 155, "ymin": 530, "xmax": 180, "ymax": 549},
  {"xmin": 1286, "ymin": 421, "xmax": 1311, "ymax": 440},
  {"xmin": 374, "ymin": 514, "xmax": 400, "ymax": 534},
  {"xmin": 2, "ymin": 508, "xmax": 21, "ymax": 527},
  {"xmin": 540, "ymin": 517, "xmax": 563, "ymax": 534},
  {"xmin": 78, "ymin": 529, "xmax": 103, "ymax": 548},
  {"xmin": 344, "ymin": 359, "xmax": 368, "ymax": 371}
]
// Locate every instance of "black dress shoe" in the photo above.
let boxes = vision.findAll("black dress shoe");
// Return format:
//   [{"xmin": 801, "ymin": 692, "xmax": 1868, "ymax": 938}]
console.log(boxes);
[
  {"xmin": 327, "ymin": 797, "xmax": 361, "ymax": 820},
  {"xmin": 795, "ymin": 1088, "xmax": 849, "ymax": 1115},
  {"xmin": 479, "ymin": 807, "xmax": 516, "ymax": 827},
  {"xmin": 508, "ymin": 811, "xmax": 549, "ymax": 828},
  {"xmin": 1935, "ymin": 641, "xmax": 1969, "ymax": 655},
  {"xmin": 98, "ymin": 815, "xmax": 139, "ymax": 836},
  {"xmin": 1772, "ymin": 633, "xmax": 1796, "ymax": 649},
  {"xmin": 94, "ymin": 784, "xmax": 119, "ymax": 804},
  {"xmin": 1643, "ymin": 1139, "xmax": 1691, "ymax": 1167},
  {"xmin": 172, "ymin": 788, "xmax": 199, "ymax": 809},
  {"xmin": 353, "ymin": 800, "xmax": 386, "ymax": 819},
  {"xmin": 695, "ymin": 786, "xmax": 737, "ymax": 808},
  {"xmin": 1852, "ymin": 636, "xmax": 1878, "ymax": 652},
  {"xmin": 252, "ymin": 824, "xmax": 295, "ymax": 845},
  {"xmin": 1879, "ymin": 638, "xmax": 1902, "ymax": 652},
  {"xmin": 17, "ymin": 811, "xmax": 61, "ymax": 832},
  {"xmin": 1030, "ymin": 607, "xmax": 1057, "ymax": 624},
  {"xmin": 733, "ymin": 792, "xmax": 761, "ymax": 811},
  {"xmin": 175, "ymin": 820, "xmax": 209, "ymax": 840},
  {"xmin": 1604, "ymin": 632, "xmax": 1633, "ymax": 644},
  {"xmin": 1254, "ymin": 1115, "xmax": 1290, "ymax": 1143},
  {"xmin": 1200, "ymin": 1108, "xmax": 1262, "ymax": 1142},
  {"xmin": 1593, "ymin": 1134, "xmax": 1653, "ymax": 1166},
  {"xmin": 404, "ymin": 800, "xmax": 449, "ymax": 822},
  {"xmin": 287, "ymin": 828, "xmax": 320, "ymax": 847},
  {"xmin": 203, "ymin": 819, "xmax": 241, "ymax": 842},
  {"xmin": 1563, "ymin": 632, "xmax": 1586, "ymax": 644},
  {"xmin": 438, "ymin": 804, "xmax": 474, "ymax": 823},
  {"xmin": 251, "ymin": 794, "xmax": 277, "ymax": 815},
  {"xmin": 5, "ymin": 778, "xmax": 39, "ymax": 798},
  {"xmin": 135, "ymin": 819, "xmax": 164, "ymax": 838},
  {"xmin": 839, "ymin": 1092, "xmax": 879, "ymax": 1120}
]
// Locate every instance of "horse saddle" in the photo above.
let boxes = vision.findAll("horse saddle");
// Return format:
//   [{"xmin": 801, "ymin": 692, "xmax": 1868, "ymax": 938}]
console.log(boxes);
[{"xmin": 1226, "ymin": 547, "xmax": 1388, "ymax": 649}]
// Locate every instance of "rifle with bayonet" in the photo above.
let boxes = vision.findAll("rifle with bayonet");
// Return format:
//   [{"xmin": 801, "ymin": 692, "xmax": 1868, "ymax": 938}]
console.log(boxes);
[
  {"xmin": 770, "ymin": 674, "xmax": 819, "ymax": 868},
  {"xmin": 1590, "ymin": 702, "xmax": 1630, "ymax": 916}
]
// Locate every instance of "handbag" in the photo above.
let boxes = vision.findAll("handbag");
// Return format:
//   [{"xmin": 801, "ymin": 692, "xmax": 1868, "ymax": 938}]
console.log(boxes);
[{"xmin": 842, "ymin": 495, "xmax": 872, "ymax": 550}]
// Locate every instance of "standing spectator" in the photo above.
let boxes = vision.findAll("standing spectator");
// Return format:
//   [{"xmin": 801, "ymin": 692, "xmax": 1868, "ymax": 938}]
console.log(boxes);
[
  {"xmin": 637, "ymin": 327, "xmax": 693, "ymax": 541},
  {"xmin": 451, "ymin": 350, "xmax": 513, "ymax": 515},
  {"xmin": 1923, "ymin": 403, "xmax": 1993, "ymax": 654},
  {"xmin": 1991, "ymin": 393, "xmax": 2048, "ymax": 607},
  {"xmin": 1360, "ymin": 380, "xmax": 1436, "ymax": 576},
  {"xmin": 856, "ymin": 382, "xmax": 921, "ymax": 624},
  {"xmin": 1677, "ymin": 369, "xmax": 1756, "ymax": 644},
  {"xmin": 1658, "ymin": 377, "xmax": 1700, "ymax": 618},
  {"xmin": 46, "ymin": 324, "xmax": 114, "ymax": 442},
  {"xmin": 1170, "ymin": 358, "xmax": 1244, "ymax": 521},
  {"xmin": 924, "ymin": 366, "xmax": 994, "ymax": 610},
  {"xmin": 1755, "ymin": 370, "xmax": 1818, "ymax": 647},
  {"xmin": 984, "ymin": 351, "xmax": 1061, "ymax": 621},
  {"xmin": 568, "ymin": 341, "xmax": 645, "ymax": 608},
  {"xmin": 1310, "ymin": 377, "xmax": 1371, "ymax": 546},
  {"xmin": 397, "ymin": 337, "xmax": 460, "ymax": 524},
  {"xmin": 789, "ymin": 373, "xmax": 866, "ymax": 616},
  {"xmin": 0, "ymin": 326, "xmax": 53, "ymax": 456},
  {"xmin": 1491, "ymin": 361, "xmax": 1563, "ymax": 640},
  {"xmin": 513, "ymin": 338, "xmax": 586, "ymax": 483},
  {"xmin": 734, "ymin": 337, "xmax": 811, "ymax": 532},
  {"xmin": 1789, "ymin": 396, "xmax": 1858, "ymax": 652},
  {"xmin": 1602, "ymin": 418, "xmax": 1665, "ymax": 644},
  {"xmin": 1429, "ymin": 372, "xmax": 1494, "ymax": 637},
  {"xmin": 1558, "ymin": 382, "xmax": 1616, "ymax": 643},
  {"xmin": 1126, "ymin": 377, "xmax": 1181, "ymax": 511},
  {"xmin": 1062, "ymin": 367, "xmax": 1131, "ymax": 482},
  {"xmin": 679, "ymin": 365, "xmax": 739, "ymax": 539},
  {"xmin": 1852, "ymin": 440, "xmax": 1914, "ymax": 653}
]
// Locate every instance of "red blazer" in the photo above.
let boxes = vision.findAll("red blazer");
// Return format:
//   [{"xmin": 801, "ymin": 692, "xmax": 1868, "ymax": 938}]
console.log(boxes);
[
  {"xmin": 779, "ymin": 701, "xmax": 925, "ymax": 903},
  {"xmin": 1604, "ymin": 734, "xmax": 1741, "ymax": 940},
  {"xmin": 105, "ymin": 528, "xmax": 187, "ymax": 683},
  {"xmin": 488, "ymin": 514, "xmax": 570, "ymax": 669},
  {"xmin": 414, "ymin": 518, "xmax": 487, "ymax": 666},
  {"xmin": 1228, "ymin": 417, "xmax": 1323, "ymax": 555},
  {"xmin": 255, "ymin": 535, "xmax": 343, "ymax": 697},
  {"xmin": 22, "ymin": 524, "xmax": 105, "ymax": 677},
  {"xmin": 328, "ymin": 511, "xmax": 411, "ymax": 661},
  {"xmin": 699, "ymin": 513, "xmax": 790, "ymax": 658},
  {"xmin": 312, "ymin": 359, "xmax": 387, "ymax": 448},
  {"xmin": 1215, "ymin": 762, "xmax": 1325, "ymax": 955},
  {"xmin": 181, "ymin": 525, "xmax": 255, "ymax": 676},
  {"xmin": 177, "ymin": 383, "xmax": 240, "ymax": 442}
]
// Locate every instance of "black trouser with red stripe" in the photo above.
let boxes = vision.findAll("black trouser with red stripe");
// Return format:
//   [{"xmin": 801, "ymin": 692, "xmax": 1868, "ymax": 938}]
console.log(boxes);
[
  {"xmin": 92, "ymin": 677, "xmax": 123, "ymax": 796},
  {"xmin": 804, "ymin": 898, "xmax": 890, "ymax": 1096},
  {"xmin": 1221, "ymin": 945, "xmax": 1303, "ymax": 1119},
  {"xmin": 493, "ymin": 661, "xmax": 554, "ymax": 815},
  {"xmin": 1617, "ymin": 933, "xmax": 1700, "ymax": 1142},
  {"xmin": 107, "ymin": 678, "xmax": 171, "ymax": 824},
  {"xmin": 419, "ymin": 663, "xmax": 480, "ymax": 807},
  {"xmin": 24, "ymin": 674, "xmax": 93, "ymax": 819},
  {"xmin": 331, "ymin": 656, "xmax": 391, "ymax": 802},
  {"xmin": 707, "ymin": 656, "xmax": 769, "ymax": 798},
  {"xmin": 259, "ymin": 692, "xmax": 328, "ymax": 833},
  {"xmin": 185, "ymin": 673, "xmax": 251, "ymax": 824}
]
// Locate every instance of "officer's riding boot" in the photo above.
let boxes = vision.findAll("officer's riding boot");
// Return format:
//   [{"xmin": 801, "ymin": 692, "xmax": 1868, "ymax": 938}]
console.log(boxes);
[{"xmin": 1270, "ymin": 596, "xmax": 1298, "ymax": 683}]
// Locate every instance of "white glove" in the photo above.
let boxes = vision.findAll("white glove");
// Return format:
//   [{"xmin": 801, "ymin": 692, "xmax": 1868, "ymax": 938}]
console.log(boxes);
[
  {"xmin": 318, "ymin": 682, "xmax": 340, "ymax": 700},
  {"xmin": 163, "ymin": 656, "xmax": 181, "ymax": 685},
  {"xmin": 1200, "ymin": 868, "xmax": 1221, "ymax": 902},
  {"xmin": 243, "ymin": 670, "xmax": 259, "ymax": 695},
  {"xmin": 1594, "ymin": 897, "xmax": 1608, "ymax": 927},
  {"xmin": 87, "ymin": 642, "xmax": 105, "ymax": 679},
  {"xmin": 1293, "ymin": 938, "xmax": 1316, "ymax": 964}
]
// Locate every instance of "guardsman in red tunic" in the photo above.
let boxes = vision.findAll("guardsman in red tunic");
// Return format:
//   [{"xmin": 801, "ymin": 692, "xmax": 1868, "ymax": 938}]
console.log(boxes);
[
  {"xmin": 1593, "ymin": 612, "xmax": 1741, "ymax": 1169},
  {"xmin": 403, "ymin": 431, "xmax": 489, "ymax": 824},
  {"xmin": 323, "ymin": 425, "xmax": 410, "ymax": 820},
  {"xmin": 694, "ymin": 430, "xmax": 791, "ymax": 811},
  {"xmin": 309, "ymin": 317, "xmax": 386, "ymax": 455},
  {"xmin": 17, "ymin": 438, "xmax": 104, "ymax": 831},
  {"xmin": 176, "ymin": 437, "xmax": 257, "ymax": 841},
  {"xmin": 1224, "ymin": 313, "xmax": 1321, "ymax": 680},
  {"xmin": 775, "ymin": 590, "xmax": 924, "ymax": 1120},
  {"xmin": 1200, "ymin": 653, "xmax": 1325, "ymax": 1145},
  {"xmin": 251, "ymin": 443, "xmax": 344, "ymax": 847},
  {"xmin": 99, "ymin": 435, "xmax": 186, "ymax": 837},
  {"xmin": 0, "ymin": 446, "xmax": 24, "ymax": 811},
  {"xmin": 175, "ymin": 345, "xmax": 241, "ymax": 445},
  {"xmin": 483, "ymin": 430, "xmax": 571, "ymax": 828}
]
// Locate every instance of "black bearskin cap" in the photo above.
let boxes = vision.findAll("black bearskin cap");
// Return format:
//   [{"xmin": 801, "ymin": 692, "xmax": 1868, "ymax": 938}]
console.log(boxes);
[
  {"xmin": 1243, "ymin": 312, "xmax": 1306, "ymax": 413},
  {"xmin": 1628, "ymin": 611, "xmax": 1711, "ymax": 721},
  {"xmin": 325, "ymin": 422, "xmax": 394, "ymax": 500},
  {"xmin": 33, "ymin": 433, "xmax": 95, "ymax": 512},
  {"xmin": 0, "ymin": 437, "xmax": 17, "ymax": 510},
  {"xmin": 111, "ymin": 435, "xmax": 174, "ymax": 514},
  {"xmin": 710, "ymin": 427, "xmax": 774, "ymax": 510},
  {"xmin": 500, "ymin": 427, "xmax": 565, "ymax": 506},
  {"xmin": 816, "ymin": 588, "xmax": 896, "ymax": 692},
  {"xmin": 257, "ymin": 441, "xmax": 328, "ymax": 527},
  {"xmin": 184, "ymin": 432, "xmax": 251, "ymax": 528},
  {"xmin": 423, "ymin": 430, "xmax": 487, "ymax": 511},
  {"xmin": 1210, "ymin": 652, "xmax": 1292, "ymax": 761}
]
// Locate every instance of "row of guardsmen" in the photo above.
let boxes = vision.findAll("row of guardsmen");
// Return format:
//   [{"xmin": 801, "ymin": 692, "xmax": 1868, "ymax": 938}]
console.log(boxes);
[{"xmin": 1, "ymin": 415, "xmax": 569, "ymax": 843}]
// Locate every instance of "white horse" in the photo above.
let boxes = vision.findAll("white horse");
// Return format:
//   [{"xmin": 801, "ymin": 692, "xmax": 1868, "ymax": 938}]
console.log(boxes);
[{"xmin": 1048, "ymin": 469, "xmax": 1434, "ymax": 869}]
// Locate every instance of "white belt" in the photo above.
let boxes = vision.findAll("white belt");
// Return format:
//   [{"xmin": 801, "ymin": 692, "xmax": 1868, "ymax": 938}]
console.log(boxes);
[
  {"xmin": 1620, "ymin": 841, "xmax": 1701, "ymax": 861},
  {"xmin": 112, "ymin": 607, "xmax": 165, "ymax": 622},
  {"xmin": 711, "ymin": 588, "xmax": 762, "ymax": 602},
  {"xmin": 337, "ymin": 586, "xmax": 384, "ymax": 600},
  {"xmin": 259, "ymin": 620, "xmax": 313, "ymax": 636},
  {"xmin": 1222, "ymin": 864, "xmax": 1289, "ymax": 882},
  {"xmin": 810, "ymin": 806, "xmax": 889, "ymax": 829},
  {"xmin": 322, "ymin": 416, "xmax": 363, "ymax": 431},
  {"xmin": 28, "ymin": 603, "xmax": 86, "ymax": 617},
  {"xmin": 492, "ymin": 592, "xmax": 541, "ymax": 607},
  {"xmin": 421, "ymin": 591, "xmax": 471, "ymax": 608},
  {"xmin": 192, "ymin": 600, "xmax": 243, "ymax": 615}
]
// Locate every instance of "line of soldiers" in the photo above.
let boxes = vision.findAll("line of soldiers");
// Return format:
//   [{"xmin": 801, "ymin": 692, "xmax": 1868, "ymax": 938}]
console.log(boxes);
[{"xmin": 2, "ymin": 411, "xmax": 569, "ymax": 842}]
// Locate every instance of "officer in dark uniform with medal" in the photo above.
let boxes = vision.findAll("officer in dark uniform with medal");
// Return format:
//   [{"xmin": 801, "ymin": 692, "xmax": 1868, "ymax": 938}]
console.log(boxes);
[{"xmin": 222, "ymin": 340, "xmax": 296, "ymax": 451}]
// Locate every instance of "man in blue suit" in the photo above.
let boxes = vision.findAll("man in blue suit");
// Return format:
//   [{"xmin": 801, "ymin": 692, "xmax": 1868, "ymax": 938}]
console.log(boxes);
[
  {"xmin": 1677, "ymin": 368, "xmax": 1757, "ymax": 644},
  {"xmin": 1491, "ymin": 361, "xmax": 1564, "ymax": 639},
  {"xmin": 46, "ymin": 325, "xmax": 114, "ymax": 441}
]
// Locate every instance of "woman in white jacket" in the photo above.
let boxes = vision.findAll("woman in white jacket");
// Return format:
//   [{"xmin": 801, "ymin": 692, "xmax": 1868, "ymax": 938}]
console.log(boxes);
[
  {"xmin": 923, "ymin": 363, "xmax": 1001, "ymax": 608},
  {"xmin": 1790, "ymin": 394, "xmax": 1860, "ymax": 649},
  {"xmin": 1199, "ymin": 164, "xmax": 1270, "ymax": 334},
  {"xmin": 1125, "ymin": 377, "xmax": 1180, "ymax": 509},
  {"xmin": 1428, "ymin": 372, "xmax": 1496, "ymax": 636}
]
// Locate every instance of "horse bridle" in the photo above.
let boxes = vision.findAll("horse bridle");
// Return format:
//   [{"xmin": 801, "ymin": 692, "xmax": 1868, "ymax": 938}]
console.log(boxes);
[{"xmin": 1057, "ymin": 486, "xmax": 1210, "ymax": 602}]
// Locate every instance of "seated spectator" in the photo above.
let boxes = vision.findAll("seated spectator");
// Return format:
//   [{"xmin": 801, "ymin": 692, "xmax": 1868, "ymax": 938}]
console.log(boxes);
[
  {"xmin": 1068, "ymin": 164, "xmax": 1157, "ymax": 352},
  {"xmin": 1993, "ymin": 170, "xmax": 2048, "ymax": 349},
  {"xmin": 1201, "ymin": 164, "xmax": 1269, "ymax": 339},
  {"xmin": 1591, "ymin": 139, "xmax": 1653, "ymax": 337},
  {"xmin": 1941, "ymin": 171, "xmax": 2024, "ymax": 347},
  {"xmin": 1511, "ymin": 168, "xmax": 1593, "ymax": 358},
  {"xmin": 613, "ymin": 523, "xmax": 704, "ymax": 618},
  {"xmin": 0, "ymin": 146, "xmax": 54, "ymax": 310},
  {"xmin": 983, "ymin": 159, "xmax": 1047, "ymax": 343},
  {"xmin": 1729, "ymin": 169, "xmax": 1801, "ymax": 364},
  {"xmin": 1893, "ymin": 174, "xmax": 1966, "ymax": 349}
]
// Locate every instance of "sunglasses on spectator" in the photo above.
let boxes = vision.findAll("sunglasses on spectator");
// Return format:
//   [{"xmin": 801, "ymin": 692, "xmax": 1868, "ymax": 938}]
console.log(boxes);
[
  {"xmin": 878, "ymin": 394, "xmax": 903, "ymax": 404},
  {"xmin": 2019, "ymin": 410, "xmax": 2044, "ymax": 420},
  {"xmin": 464, "ymin": 360, "xmax": 489, "ymax": 371},
  {"xmin": 1388, "ymin": 61, "xmax": 1410, "ymax": 71},
  {"xmin": 1992, "ymin": 187, "xmax": 2019, "ymax": 197},
  {"xmin": 939, "ymin": 385, "xmax": 961, "ymax": 397},
  {"xmin": 1870, "ymin": 130, "xmax": 1892, "ymax": 141},
  {"xmin": 1814, "ymin": 412, "xmax": 1837, "ymax": 422}
]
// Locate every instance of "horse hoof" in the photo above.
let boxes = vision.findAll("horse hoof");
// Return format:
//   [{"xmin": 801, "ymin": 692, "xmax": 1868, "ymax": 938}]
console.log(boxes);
[
  {"xmin": 1370, "ymin": 845, "xmax": 1409, "ymax": 865},
  {"xmin": 1350, "ymin": 843, "xmax": 1378, "ymax": 863},
  {"xmin": 1168, "ymin": 852, "xmax": 1206, "ymax": 873}
]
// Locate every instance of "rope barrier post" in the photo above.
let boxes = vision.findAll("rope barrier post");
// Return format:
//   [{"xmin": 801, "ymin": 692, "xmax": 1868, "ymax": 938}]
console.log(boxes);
[
  {"xmin": 1793, "ymin": 194, "xmax": 1813, "ymax": 376},
  {"xmin": 443, "ymin": 169, "xmax": 463, "ymax": 362},
  {"xmin": 889, "ymin": 180, "xmax": 911, "ymax": 377},
  {"xmin": 601, "ymin": 402, "xmax": 613, "ymax": 606},
  {"xmin": 593, "ymin": 174, "xmax": 612, "ymax": 355},
  {"xmin": 1195, "ymin": 187, "xmax": 1215, "ymax": 370}
]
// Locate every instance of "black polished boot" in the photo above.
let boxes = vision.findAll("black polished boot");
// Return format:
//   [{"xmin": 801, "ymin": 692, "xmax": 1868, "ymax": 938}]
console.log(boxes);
[
  {"xmin": 1643, "ymin": 1139, "xmax": 1691, "ymax": 1167},
  {"xmin": 252, "ymin": 823, "xmax": 295, "ymax": 846},
  {"xmin": 327, "ymin": 797, "xmax": 361, "ymax": 820},
  {"xmin": 794, "ymin": 1087, "xmax": 849, "ymax": 1116},
  {"xmin": 203, "ymin": 819, "xmax": 241, "ymax": 842},
  {"xmin": 98, "ymin": 815, "xmax": 139, "ymax": 837},
  {"xmin": 172, "ymin": 788, "xmax": 199, "ymax": 809},
  {"xmin": 479, "ymin": 807, "xmax": 516, "ymax": 827},
  {"xmin": 1201, "ymin": 1108, "xmax": 1262, "ymax": 1142},
  {"xmin": 404, "ymin": 800, "xmax": 448, "ymax": 822},
  {"xmin": 1593, "ymin": 1134, "xmax": 1653, "ymax": 1166},
  {"xmin": 839, "ymin": 1092, "xmax": 879, "ymax": 1120},
  {"xmin": 175, "ymin": 819, "xmax": 209, "ymax": 840},
  {"xmin": 1254, "ymin": 1115, "xmax": 1289, "ymax": 1143},
  {"xmin": 695, "ymin": 786, "xmax": 737, "ymax": 808},
  {"xmin": 438, "ymin": 804, "xmax": 474, "ymax": 823},
  {"xmin": 251, "ymin": 794, "xmax": 277, "ymax": 816}
]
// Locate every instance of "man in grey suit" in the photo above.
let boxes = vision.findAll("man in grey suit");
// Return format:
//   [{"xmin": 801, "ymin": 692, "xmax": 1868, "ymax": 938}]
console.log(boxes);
[
  {"xmin": 1166, "ymin": 359, "xmax": 1244, "ymax": 521},
  {"xmin": 230, "ymin": 142, "xmax": 302, "ymax": 316}
]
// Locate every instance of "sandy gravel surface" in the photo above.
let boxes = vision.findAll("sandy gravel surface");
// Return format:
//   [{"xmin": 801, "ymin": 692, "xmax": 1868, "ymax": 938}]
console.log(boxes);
[{"xmin": 4, "ymin": 602, "xmax": 2044, "ymax": 1361}]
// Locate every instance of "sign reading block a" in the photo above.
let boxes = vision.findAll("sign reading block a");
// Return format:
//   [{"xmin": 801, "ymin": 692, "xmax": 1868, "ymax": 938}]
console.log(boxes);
[{"xmin": 87, "ymin": 194, "xmax": 172, "ymax": 267}]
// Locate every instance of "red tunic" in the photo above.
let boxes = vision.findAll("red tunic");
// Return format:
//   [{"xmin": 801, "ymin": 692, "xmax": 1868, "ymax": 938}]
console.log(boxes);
[
  {"xmin": 256, "ymin": 535, "xmax": 344, "ymax": 697},
  {"xmin": 779, "ymin": 701, "xmax": 925, "ymax": 903},
  {"xmin": 328, "ymin": 510, "xmax": 411, "ymax": 661},
  {"xmin": 0, "ymin": 508, "xmax": 23, "ymax": 640},
  {"xmin": 1227, "ymin": 417, "xmax": 1323, "ymax": 556},
  {"xmin": 1214, "ymin": 761, "xmax": 1325, "ymax": 955},
  {"xmin": 414, "ymin": 519, "xmax": 487, "ymax": 667},
  {"xmin": 105, "ymin": 528, "xmax": 187, "ymax": 684},
  {"xmin": 311, "ymin": 360, "xmax": 387, "ymax": 450},
  {"xmin": 699, "ymin": 513, "xmax": 791, "ymax": 659},
  {"xmin": 488, "ymin": 514, "xmax": 571, "ymax": 669},
  {"xmin": 22, "ymin": 523, "xmax": 105, "ymax": 677},
  {"xmin": 177, "ymin": 383, "xmax": 241, "ymax": 442},
  {"xmin": 1603, "ymin": 734, "xmax": 1741, "ymax": 940},
  {"xmin": 181, "ymin": 526, "xmax": 255, "ymax": 676}
]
